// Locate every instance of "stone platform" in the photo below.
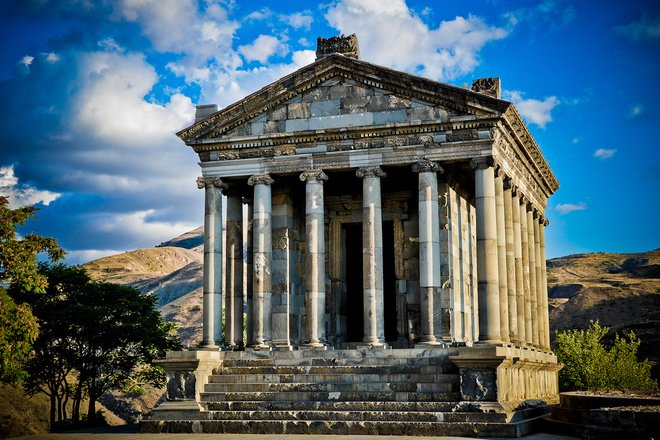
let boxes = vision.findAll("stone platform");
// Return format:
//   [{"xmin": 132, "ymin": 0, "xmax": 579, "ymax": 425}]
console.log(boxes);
[{"xmin": 142, "ymin": 346, "xmax": 559, "ymax": 437}]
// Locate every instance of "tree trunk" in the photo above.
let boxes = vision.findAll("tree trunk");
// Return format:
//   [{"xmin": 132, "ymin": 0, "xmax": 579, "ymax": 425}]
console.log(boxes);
[
  {"xmin": 72, "ymin": 380, "xmax": 82, "ymax": 422},
  {"xmin": 87, "ymin": 393, "xmax": 96, "ymax": 423},
  {"xmin": 49, "ymin": 393, "xmax": 56, "ymax": 431},
  {"xmin": 56, "ymin": 394, "xmax": 62, "ymax": 423}
]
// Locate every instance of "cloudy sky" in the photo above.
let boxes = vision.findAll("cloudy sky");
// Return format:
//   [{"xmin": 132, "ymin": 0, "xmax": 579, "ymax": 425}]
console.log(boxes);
[{"xmin": 0, "ymin": 0, "xmax": 658, "ymax": 263}]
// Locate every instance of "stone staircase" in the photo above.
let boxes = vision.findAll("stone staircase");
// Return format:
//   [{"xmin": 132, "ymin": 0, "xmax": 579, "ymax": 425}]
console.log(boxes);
[{"xmin": 144, "ymin": 348, "xmax": 548, "ymax": 436}]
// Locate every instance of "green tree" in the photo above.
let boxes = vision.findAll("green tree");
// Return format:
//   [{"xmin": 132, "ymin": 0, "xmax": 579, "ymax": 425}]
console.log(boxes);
[
  {"xmin": 13, "ymin": 264, "xmax": 180, "ymax": 427},
  {"xmin": 554, "ymin": 321, "xmax": 658, "ymax": 391},
  {"xmin": 0, "ymin": 196, "xmax": 63, "ymax": 383}
]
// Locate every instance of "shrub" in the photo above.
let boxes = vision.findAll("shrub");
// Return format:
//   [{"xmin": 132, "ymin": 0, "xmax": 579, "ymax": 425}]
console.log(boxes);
[{"xmin": 554, "ymin": 321, "xmax": 658, "ymax": 391}]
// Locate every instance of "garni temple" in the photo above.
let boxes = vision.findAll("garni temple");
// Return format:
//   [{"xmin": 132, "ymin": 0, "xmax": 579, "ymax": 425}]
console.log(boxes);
[{"xmin": 143, "ymin": 34, "xmax": 561, "ymax": 436}]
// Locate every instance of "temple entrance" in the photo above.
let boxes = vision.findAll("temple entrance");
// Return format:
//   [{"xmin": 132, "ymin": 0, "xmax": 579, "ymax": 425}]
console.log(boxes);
[{"xmin": 343, "ymin": 221, "xmax": 398, "ymax": 343}]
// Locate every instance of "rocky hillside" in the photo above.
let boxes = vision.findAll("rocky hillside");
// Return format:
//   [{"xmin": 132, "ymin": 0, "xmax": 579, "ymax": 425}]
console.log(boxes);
[{"xmin": 547, "ymin": 249, "xmax": 660, "ymax": 377}]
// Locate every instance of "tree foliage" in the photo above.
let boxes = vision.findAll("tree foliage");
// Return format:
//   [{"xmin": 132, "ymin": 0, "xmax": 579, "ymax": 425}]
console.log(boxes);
[
  {"xmin": 0, "ymin": 196, "xmax": 63, "ymax": 383},
  {"xmin": 554, "ymin": 321, "xmax": 658, "ymax": 392},
  {"xmin": 12, "ymin": 264, "xmax": 181, "ymax": 429}
]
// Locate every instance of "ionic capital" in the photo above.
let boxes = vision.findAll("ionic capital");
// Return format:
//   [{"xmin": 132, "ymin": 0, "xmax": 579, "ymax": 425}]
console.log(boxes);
[
  {"xmin": 412, "ymin": 160, "xmax": 443, "ymax": 174},
  {"xmin": 503, "ymin": 176, "xmax": 514, "ymax": 190},
  {"xmin": 196, "ymin": 176, "xmax": 227, "ymax": 190},
  {"xmin": 518, "ymin": 194, "xmax": 528, "ymax": 205},
  {"xmin": 247, "ymin": 173, "xmax": 274, "ymax": 186},
  {"xmin": 494, "ymin": 164, "xmax": 508, "ymax": 179},
  {"xmin": 469, "ymin": 156, "xmax": 495, "ymax": 170},
  {"xmin": 539, "ymin": 215, "xmax": 550, "ymax": 227},
  {"xmin": 299, "ymin": 169, "xmax": 328, "ymax": 183},
  {"xmin": 356, "ymin": 166, "xmax": 386, "ymax": 179}
]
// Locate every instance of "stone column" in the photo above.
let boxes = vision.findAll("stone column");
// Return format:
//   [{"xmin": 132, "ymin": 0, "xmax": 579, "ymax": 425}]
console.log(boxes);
[
  {"xmin": 300, "ymin": 169, "xmax": 328, "ymax": 348},
  {"xmin": 224, "ymin": 191, "xmax": 244, "ymax": 349},
  {"xmin": 413, "ymin": 160, "xmax": 443, "ymax": 345},
  {"xmin": 197, "ymin": 176, "xmax": 226, "ymax": 349},
  {"xmin": 494, "ymin": 169, "xmax": 510, "ymax": 343},
  {"xmin": 539, "ymin": 217, "xmax": 551, "ymax": 349},
  {"xmin": 244, "ymin": 198, "xmax": 254, "ymax": 347},
  {"xmin": 534, "ymin": 213, "xmax": 545, "ymax": 350},
  {"xmin": 519, "ymin": 197, "xmax": 533, "ymax": 345},
  {"xmin": 503, "ymin": 178, "xmax": 518, "ymax": 343},
  {"xmin": 471, "ymin": 158, "xmax": 502, "ymax": 344},
  {"xmin": 248, "ymin": 174, "xmax": 274, "ymax": 350},
  {"xmin": 356, "ymin": 166, "xmax": 386, "ymax": 346},
  {"xmin": 526, "ymin": 205, "xmax": 539, "ymax": 347},
  {"xmin": 511, "ymin": 188, "xmax": 526, "ymax": 345}
]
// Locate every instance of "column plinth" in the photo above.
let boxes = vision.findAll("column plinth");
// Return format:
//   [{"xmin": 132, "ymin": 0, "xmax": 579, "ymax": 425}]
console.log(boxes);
[
  {"xmin": 471, "ymin": 158, "xmax": 502, "ymax": 344},
  {"xmin": 300, "ymin": 170, "xmax": 328, "ymax": 349},
  {"xmin": 248, "ymin": 174, "xmax": 274, "ymax": 350},
  {"xmin": 356, "ymin": 166, "xmax": 386, "ymax": 347},
  {"xmin": 197, "ymin": 176, "xmax": 226, "ymax": 349}
]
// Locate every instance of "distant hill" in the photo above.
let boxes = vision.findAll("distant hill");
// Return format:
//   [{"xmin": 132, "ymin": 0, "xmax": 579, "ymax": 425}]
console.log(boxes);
[{"xmin": 547, "ymin": 249, "xmax": 660, "ymax": 378}]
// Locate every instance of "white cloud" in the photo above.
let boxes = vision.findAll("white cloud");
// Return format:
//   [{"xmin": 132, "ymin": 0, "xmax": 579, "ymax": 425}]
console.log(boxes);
[
  {"xmin": 325, "ymin": 0, "xmax": 509, "ymax": 80},
  {"xmin": 96, "ymin": 209, "xmax": 197, "ymax": 244},
  {"xmin": 505, "ymin": 1, "xmax": 576, "ymax": 32},
  {"xmin": 504, "ymin": 90, "xmax": 559, "ymax": 128},
  {"xmin": 0, "ymin": 165, "xmax": 61, "ymax": 209},
  {"xmin": 616, "ymin": 14, "xmax": 660, "ymax": 42},
  {"xmin": 64, "ymin": 249, "xmax": 122, "ymax": 265},
  {"xmin": 556, "ymin": 203, "xmax": 587, "ymax": 214},
  {"xmin": 72, "ymin": 51, "xmax": 195, "ymax": 146},
  {"xmin": 594, "ymin": 148, "xmax": 617, "ymax": 159},
  {"xmin": 280, "ymin": 11, "xmax": 313, "ymax": 30},
  {"xmin": 238, "ymin": 34, "xmax": 288, "ymax": 63},
  {"xmin": 628, "ymin": 104, "xmax": 644, "ymax": 118},
  {"xmin": 572, "ymin": 137, "xmax": 580, "ymax": 144}
]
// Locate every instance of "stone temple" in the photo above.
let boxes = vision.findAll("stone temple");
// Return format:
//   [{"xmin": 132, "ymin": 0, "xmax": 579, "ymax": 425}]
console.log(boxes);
[{"xmin": 143, "ymin": 35, "xmax": 561, "ymax": 436}]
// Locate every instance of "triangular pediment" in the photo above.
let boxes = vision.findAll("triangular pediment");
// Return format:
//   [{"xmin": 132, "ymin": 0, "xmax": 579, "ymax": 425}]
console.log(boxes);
[{"xmin": 177, "ymin": 54, "xmax": 510, "ymax": 143}]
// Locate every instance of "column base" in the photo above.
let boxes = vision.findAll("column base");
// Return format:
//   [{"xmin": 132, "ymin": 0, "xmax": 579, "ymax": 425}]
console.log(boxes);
[
  {"xmin": 198, "ymin": 342, "xmax": 222, "ymax": 351},
  {"xmin": 272, "ymin": 343, "xmax": 294, "ymax": 351},
  {"xmin": 415, "ymin": 341, "xmax": 447, "ymax": 348},
  {"xmin": 357, "ymin": 343, "xmax": 390, "ymax": 349},
  {"xmin": 302, "ymin": 342, "xmax": 328, "ymax": 350}
]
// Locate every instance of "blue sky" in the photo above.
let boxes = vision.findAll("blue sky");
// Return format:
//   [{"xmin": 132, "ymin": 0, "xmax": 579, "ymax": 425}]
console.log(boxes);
[{"xmin": 0, "ymin": 0, "xmax": 658, "ymax": 263}]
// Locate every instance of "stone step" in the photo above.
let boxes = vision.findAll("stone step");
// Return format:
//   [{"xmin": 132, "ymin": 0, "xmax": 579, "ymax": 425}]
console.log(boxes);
[
  {"xmin": 219, "ymin": 355, "xmax": 456, "ymax": 368},
  {"xmin": 141, "ymin": 419, "xmax": 523, "ymax": 437},
  {"xmin": 200, "ymin": 390, "xmax": 461, "ymax": 402},
  {"xmin": 208, "ymin": 372, "xmax": 458, "ymax": 384},
  {"xmin": 220, "ymin": 358, "xmax": 274, "ymax": 367},
  {"xmin": 205, "ymin": 409, "xmax": 508, "ymax": 423},
  {"xmin": 204, "ymin": 400, "xmax": 461, "ymax": 412},
  {"xmin": 213, "ymin": 365, "xmax": 451, "ymax": 375},
  {"xmin": 204, "ymin": 381, "xmax": 455, "ymax": 393}
]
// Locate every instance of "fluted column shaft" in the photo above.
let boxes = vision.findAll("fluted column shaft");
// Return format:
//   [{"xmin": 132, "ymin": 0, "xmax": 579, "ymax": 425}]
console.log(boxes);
[
  {"xmin": 248, "ymin": 174, "xmax": 274, "ymax": 349},
  {"xmin": 357, "ymin": 166, "xmax": 386, "ymax": 346},
  {"xmin": 519, "ymin": 199, "xmax": 533, "ymax": 345},
  {"xmin": 512, "ymin": 189, "xmax": 526, "ymax": 344},
  {"xmin": 197, "ymin": 176, "xmax": 225, "ymax": 348},
  {"xmin": 301, "ymin": 170, "xmax": 328, "ymax": 348},
  {"xmin": 224, "ymin": 192, "xmax": 244, "ymax": 349},
  {"xmin": 414, "ymin": 160, "xmax": 443, "ymax": 345},
  {"xmin": 472, "ymin": 159, "xmax": 502, "ymax": 343},
  {"xmin": 527, "ymin": 206, "xmax": 539, "ymax": 347},
  {"xmin": 503, "ymin": 179, "xmax": 518, "ymax": 343},
  {"xmin": 494, "ymin": 172, "xmax": 510, "ymax": 343}
]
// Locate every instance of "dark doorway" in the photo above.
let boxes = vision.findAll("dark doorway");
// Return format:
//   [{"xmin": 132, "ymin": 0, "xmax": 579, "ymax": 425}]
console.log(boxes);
[
  {"xmin": 343, "ymin": 221, "xmax": 398, "ymax": 343},
  {"xmin": 344, "ymin": 223, "xmax": 363, "ymax": 342}
]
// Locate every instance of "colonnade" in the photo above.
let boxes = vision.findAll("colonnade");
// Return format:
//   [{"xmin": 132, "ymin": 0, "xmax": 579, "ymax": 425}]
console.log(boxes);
[{"xmin": 196, "ymin": 157, "xmax": 551, "ymax": 351}]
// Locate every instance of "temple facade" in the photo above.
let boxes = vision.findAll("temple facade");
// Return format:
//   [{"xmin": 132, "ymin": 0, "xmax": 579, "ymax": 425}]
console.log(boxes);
[{"xmin": 144, "ymin": 35, "xmax": 561, "ymax": 436}]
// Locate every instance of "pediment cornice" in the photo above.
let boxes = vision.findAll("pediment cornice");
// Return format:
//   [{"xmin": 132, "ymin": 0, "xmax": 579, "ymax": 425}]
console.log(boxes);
[{"xmin": 177, "ymin": 54, "xmax": 510, "ymax": 143}]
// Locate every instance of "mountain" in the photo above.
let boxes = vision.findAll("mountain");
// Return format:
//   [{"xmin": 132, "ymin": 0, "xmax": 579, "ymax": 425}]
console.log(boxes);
[{"xmin": 547, "ymin": 249, "xmax": 660, "ymax": 377}]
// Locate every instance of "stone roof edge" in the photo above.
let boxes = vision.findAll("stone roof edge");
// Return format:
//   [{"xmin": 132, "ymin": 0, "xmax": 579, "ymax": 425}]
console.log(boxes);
[
  {"xmin": 502, "ymin": 104, "xmax": 560, "ymax": 195},
  {"xmin": 176, "ymin": 54, "xmax": 510, "ymax": 142}
]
